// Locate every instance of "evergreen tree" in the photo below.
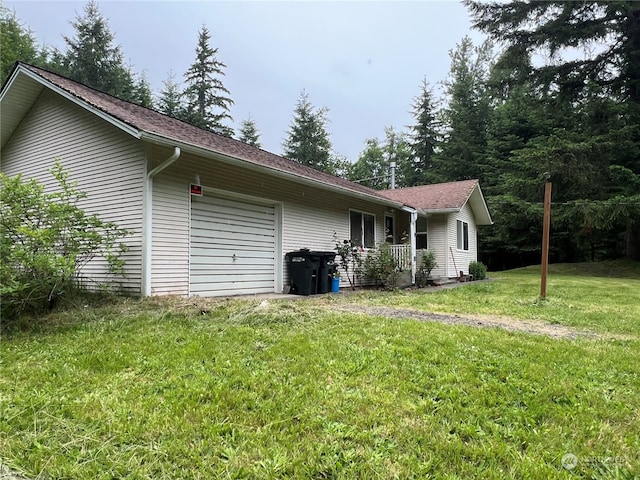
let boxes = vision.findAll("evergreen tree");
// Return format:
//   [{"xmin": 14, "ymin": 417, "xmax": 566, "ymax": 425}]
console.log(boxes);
[
  {"xmin": 238, "ymin": 116, "xmax": 261, "ymax": 148},
  {"xmin": 283, "ymin": 91, "xmax": 334, "ymax": 173},
  {"xmin": 0, "ymin": 6, "xmax": 43, "ymax": 81},
  {"xmin": 467, "ymin": 0, "xmax": 640, "ymax": 260},
  {"xmin": 407, "ymin": 78, "xmax": 441, "ymax": 186},
  {"xmin": 132, "ymin": 70, "xmax": 153, "ymax": 108},
  {"xmin": 437, "ymin": 36, "xmax": 493, "ymax": 184},
  {"xmin": 59, "ymin": 1, "xmax": 135, "ymax": 100},
  {"xmin": 157, "ymin": 70, "xmax": 183, "ymax": 118},
  {"xmin": 183, "ymin": 25, "xmax": 234, "ymax": 136}
]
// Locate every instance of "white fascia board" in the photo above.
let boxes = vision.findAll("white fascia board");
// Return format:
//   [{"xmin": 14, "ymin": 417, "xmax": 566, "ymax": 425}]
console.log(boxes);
[
  {"xmin": 420, "ymin": 208, "xmax": 460, "ymax": 216},
  {"xmin": 15, "ymin": 67, "xmax": 142, "ymax": 139},
  {"xmin": 140, "ymin": 132, "xmax": 405, "ymax": 210}
]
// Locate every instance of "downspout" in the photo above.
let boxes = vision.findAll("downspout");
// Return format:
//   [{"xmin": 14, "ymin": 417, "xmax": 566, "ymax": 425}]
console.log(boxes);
[
  {"xmin": 142, "ymin": 146, "xmax": 181, "ymax": 296},
  {"xmin": 403, "ymin": 206, "xmax": 417, "ymax": 285}
]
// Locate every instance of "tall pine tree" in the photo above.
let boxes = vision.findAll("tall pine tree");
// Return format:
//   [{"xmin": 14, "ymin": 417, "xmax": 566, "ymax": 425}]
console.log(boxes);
[
  {"xmin": 437, "ymin": 36, "xmax": 493, "ymax": 184},
  {"xmin": 407, "ymin": 78, "xmax": 441, "ymax": 186},
  {"xmin": 283, "ymin": 91, "xmax": 334, "ymax": 174},
  {"xmin": 57, "ymin": 1, "xmax": 135, "ymax": 100},
  {"xmin": 0, "ymin": 6, "xmax": 43, "ymax": 81},
  {"xmin": 183, "ymin": 25, "xmax": 234, "ymax": 136}
]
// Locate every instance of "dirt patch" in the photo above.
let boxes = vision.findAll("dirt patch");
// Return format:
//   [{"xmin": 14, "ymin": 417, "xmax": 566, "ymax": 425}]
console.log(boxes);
[{"xmin": 337, "ymin": 305, "xmax": 620, "ymax": 340}]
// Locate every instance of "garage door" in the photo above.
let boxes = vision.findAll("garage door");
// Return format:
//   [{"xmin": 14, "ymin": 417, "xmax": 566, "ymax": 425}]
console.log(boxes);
[{"xmin": 190, "ymin": 194, "xmax": 276, "ymax": 296}]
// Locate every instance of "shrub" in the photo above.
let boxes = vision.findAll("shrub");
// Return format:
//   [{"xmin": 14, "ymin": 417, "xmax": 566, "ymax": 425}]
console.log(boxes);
[
  {"xmin": 1, "ymin": 162, "xmax": 129, "ymax": 320},
  {"xmin": 469, "ymin": 261, "xmax": 487, "ymax": 280},
  {"xmin": 416, "ymin": 249, "xmax": 438, "ymax": 287},
  {"xmin": 333, "ymin": 233, "xmax": 362, "ymax": 290},
  {"xmin": 363, "ymin": 242, "xmax": 401, "ymax": 290}
]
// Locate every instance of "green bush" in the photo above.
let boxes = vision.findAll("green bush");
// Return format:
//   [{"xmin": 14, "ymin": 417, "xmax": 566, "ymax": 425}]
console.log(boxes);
[
  {"xmin": 363, "ymin": 242, "xmax": 400, "ymax": 290},
  {"xmin": 1, "ymin": 162, "xmax": 128, "ymax": 320},
  {"xmin": 333, "ymin": 233, "xmax": 362, "ymax": 290},
  {"xmin": 469, "ymin": 261, "xmax": 487, "ymax": 280},
  {"xmin": 416, "ymin": 249, "xmax": 438, "ymax": 287}
]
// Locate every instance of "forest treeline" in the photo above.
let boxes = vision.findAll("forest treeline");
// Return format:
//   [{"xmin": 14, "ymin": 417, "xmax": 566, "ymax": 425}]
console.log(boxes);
[{"xmin": 2, "ymin": 1, "xmax": 639, "ymax": 269}]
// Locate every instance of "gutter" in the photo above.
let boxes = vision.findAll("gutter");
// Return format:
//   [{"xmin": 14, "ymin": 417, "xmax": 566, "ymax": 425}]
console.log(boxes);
[
  {"xmin": 140, "ymin": 132, "xmax": 405, "ymax": 210},
  {"xmin": 142, "ymin": 146, "xmax": 181, "ymax": 296}
]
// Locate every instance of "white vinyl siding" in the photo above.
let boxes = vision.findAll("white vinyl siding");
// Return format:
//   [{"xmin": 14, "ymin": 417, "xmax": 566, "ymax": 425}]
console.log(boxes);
[
  {"xmin": 421, "ymin": 215, "xmax": 447, "ymax": 278},
  {"xmin": 149, "ymin": 145, "xmax": 395, "ymax": 293},
  {"xmin": 447, "ymin": 204, "xmax": 477, "ymax": 276},
  {"xmin": 151, "ymin": 174, "xmax": 190, "ymax": 295},
  {"xmin": 1, "ymin": 89, "xmax": 145, "ymax": 293}
]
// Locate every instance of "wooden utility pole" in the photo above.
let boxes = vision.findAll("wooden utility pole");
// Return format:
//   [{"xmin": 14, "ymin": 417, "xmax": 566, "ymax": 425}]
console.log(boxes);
[{"xmin": 540, "ymin": 173, "xmax": 552, "ymax": 299}]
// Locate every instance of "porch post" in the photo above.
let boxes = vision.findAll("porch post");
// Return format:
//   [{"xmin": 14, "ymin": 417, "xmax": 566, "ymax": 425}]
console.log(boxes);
[{"xmin": 403, "ymin": 207, "xmax": 417, "ymax": 285}]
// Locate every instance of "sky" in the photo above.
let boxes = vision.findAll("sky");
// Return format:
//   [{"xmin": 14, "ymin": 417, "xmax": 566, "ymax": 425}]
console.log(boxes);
[{"xmin": 6, "ymin": 1, "xmax": 486, "ymax": 162}]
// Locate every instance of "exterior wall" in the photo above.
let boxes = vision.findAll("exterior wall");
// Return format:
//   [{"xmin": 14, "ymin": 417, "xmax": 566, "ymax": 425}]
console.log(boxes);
[
  {"xmin": 446, "ymin": 203, "xmax": 478, "ymax": 277},
  {"xmin": 1, "ymin": 89, "xmax": 145, "ymax": 293},
  {"xmin": 422, "ymin": 214, "xmax": 448, "ymax": 278},
  {"xmin": 148, "ymin": 144, "xmax": 405, "ymax": 294}
]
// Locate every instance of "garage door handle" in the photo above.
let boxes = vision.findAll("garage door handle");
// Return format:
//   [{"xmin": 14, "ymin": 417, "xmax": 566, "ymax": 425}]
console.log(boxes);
[{"xmin": 232, "ymin": 254, "xmax": 237, "ymax": 261}]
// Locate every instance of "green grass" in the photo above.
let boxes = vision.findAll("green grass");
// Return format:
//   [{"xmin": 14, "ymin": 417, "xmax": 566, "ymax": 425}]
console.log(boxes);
[
  {"xmin": 1, "ymin": 261, "xmax": 639, "ymax": 479},
  {"xmin": 340, "ymin": 260, "xmax": 640, "ymax": 336}
]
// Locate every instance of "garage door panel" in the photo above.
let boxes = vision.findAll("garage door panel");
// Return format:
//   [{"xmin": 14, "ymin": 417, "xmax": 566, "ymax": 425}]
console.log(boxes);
[
  {"xmin": 192, "ymin": 211, "xmax": 275, "ymax": 228},
  {"xmin": 191, "ymin": 224, "xmax": 274, "ymax": 240},
  {"xmin": 190, "ymin": 194, "xmax": 276, "ymax": 297},
  {"xmin": 190, "ymin": 253, "xmax": 275, "ymax": 265}
]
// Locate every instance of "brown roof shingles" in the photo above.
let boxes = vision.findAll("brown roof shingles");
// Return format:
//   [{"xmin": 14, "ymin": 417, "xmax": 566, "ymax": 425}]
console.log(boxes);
[
  {"xmin": 22, "ymin": 63, "xmax": 393, "ymax": 203},
  {"xmin": 379, "ymin": 179, "xmax": 479, "ymax": 211}
]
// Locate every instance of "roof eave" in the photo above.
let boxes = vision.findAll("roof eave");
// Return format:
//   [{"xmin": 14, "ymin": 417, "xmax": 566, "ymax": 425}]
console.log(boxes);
[{"xmin": 140, "ymin": 132, "xmax": 405, "ymax": 209}]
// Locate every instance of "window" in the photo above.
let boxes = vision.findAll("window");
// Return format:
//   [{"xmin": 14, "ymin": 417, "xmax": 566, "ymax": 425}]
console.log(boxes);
[
  {"xmin": 384, "ymin": 215, "xmax": 395, "ymax": 244},
  {"xmin": 457, "ymin": 220, "xmax": 469, "ymax": 251},
  {"xmin": 416, "ymin": 216, "xmax": 428, "ymax": 249},
  {"xmin": 350, "ymin": 210, "xmax": 375, "ymax": 248}
]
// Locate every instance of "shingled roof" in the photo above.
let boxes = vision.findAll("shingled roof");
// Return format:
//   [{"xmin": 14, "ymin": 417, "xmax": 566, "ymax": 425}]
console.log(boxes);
[
  {"xmin": 379, "ymin": 180, "xmax": 493, "ymax": 225},
  {"xmin": 1, "ymin": 62, "xmax": 400, "ymax": 206}
]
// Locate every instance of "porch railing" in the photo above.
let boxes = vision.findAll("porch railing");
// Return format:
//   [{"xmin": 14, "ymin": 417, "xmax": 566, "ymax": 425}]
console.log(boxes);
[{"xmin": 389, "ymin": 244, "xmax": 412, "ymax": 270}]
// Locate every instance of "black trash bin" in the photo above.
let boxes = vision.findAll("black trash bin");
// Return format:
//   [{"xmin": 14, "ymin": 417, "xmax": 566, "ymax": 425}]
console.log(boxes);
[
  {"xmin": 315, "ymin": 252, "xmax": 337, "ymax": 294},
  {"xmin": 285, "ymin": 250, "xmax": 321, "ymax": 295}
]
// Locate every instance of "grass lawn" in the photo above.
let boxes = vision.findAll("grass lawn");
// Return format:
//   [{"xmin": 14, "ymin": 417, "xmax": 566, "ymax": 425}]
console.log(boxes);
[{"xmin": 1, "ymin": 261, "xmax": 639, "ymax": 479}]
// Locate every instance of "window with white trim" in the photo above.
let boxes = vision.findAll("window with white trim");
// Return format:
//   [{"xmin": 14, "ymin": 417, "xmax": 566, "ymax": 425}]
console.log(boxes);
[
  {"xmin": 457, "ymin": 220, "xmax": 469, "ymax": 251},
  {"xmin": 416, "ymin": 216, "xmax": 428, "ymax": 249},
  {"xmin": 350, "ymin": 210, "xmax": 375, "ymax": 248}
]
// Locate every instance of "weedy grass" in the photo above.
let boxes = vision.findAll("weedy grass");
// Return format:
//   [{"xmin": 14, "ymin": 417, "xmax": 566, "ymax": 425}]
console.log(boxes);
[{"xmin": 1, "ymin": 261, "xmax": 639, "ymax": 479}]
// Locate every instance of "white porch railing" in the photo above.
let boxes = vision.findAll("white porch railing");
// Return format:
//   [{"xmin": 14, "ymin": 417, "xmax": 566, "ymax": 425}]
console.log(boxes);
[{"xmin": 389, "ymin": 244, "xmax": 412, "ymax": 270}]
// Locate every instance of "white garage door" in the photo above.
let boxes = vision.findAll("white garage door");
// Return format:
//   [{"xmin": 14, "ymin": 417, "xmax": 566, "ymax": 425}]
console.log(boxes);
[{"xmin": 190, "ymin": 194, "xmax": 276, "ymax": 296}]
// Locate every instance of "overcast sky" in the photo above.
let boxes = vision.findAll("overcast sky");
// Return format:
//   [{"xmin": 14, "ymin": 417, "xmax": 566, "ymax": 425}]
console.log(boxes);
[{"xmin": 6, "ymin": 1, "xmax": 486, "ymax": 161}]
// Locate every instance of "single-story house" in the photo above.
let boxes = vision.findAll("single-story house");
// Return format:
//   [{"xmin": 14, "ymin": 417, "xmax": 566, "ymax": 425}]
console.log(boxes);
[
  {"xmin": 1, "ymin": 62, "xmax": 491, "ymax": 296},
  {"xmin": 379, "ymin": 181, "xmax": 493, "ymax": 279}
]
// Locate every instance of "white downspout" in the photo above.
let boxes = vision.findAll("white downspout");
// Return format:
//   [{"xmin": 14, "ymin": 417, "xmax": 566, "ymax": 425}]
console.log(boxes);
[
  {"xmin": 403, "ymin": 206, "xmax": 417, "ymax": 285},
  {"xmin": 142, "ymin": 146, "xmax": 181, "ymax": 296}
]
